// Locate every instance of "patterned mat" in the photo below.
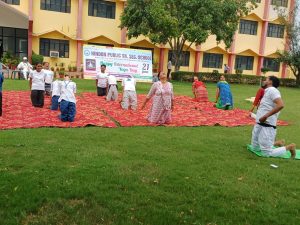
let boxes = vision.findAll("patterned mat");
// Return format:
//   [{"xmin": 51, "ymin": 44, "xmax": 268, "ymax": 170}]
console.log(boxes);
[{"xmin": 0, "ymin": 91, "xmax": 288, "ymax": 129}]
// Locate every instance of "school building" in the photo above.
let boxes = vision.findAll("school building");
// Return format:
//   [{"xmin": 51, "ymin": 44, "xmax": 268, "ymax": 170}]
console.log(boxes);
[{"xmin": 0, "ymin": 0, "xmax": 296, "ymax": 78}]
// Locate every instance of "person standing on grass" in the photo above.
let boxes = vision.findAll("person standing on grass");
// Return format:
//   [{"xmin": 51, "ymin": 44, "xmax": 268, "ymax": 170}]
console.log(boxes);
[
  {"xmin": 59, "ymin": 75, "xmax": 77, "ymax": 122},
  {"xmin": 214, "ymin": 75, "xmax": 233, "ymax": 110},
  {"xmin": 50, "ymin": 79, "xmax": 61, "ymax": 111},
  {"xmin": 142, "ymin": 72, "xmax": 174, "ymax": 124},
  {"xmin": 167, "ymin": 60, "xmax": 172, "ymax": 80},
  {"xmin": 17, "ymin": 57, "xmax": 33, "ymax": 80},
  {"xmin": 0, "ymin": 71, "xmax": 4, "ymax": 116},
  {"xmin": 43, "ymin": 62, "xmax": 54, "ymax": 96},
  {"xmin": 251, "ymin": 76, "xmax": 296, "ymax": 158},
  {"xmin": 29, "ymin": 62, "xmax": 46, "ymax": 108},
  {"xmin": 120, "ymin": 75, "xmax": 137, "ymax": 110},
  {"xmin": 106, "ymin": 74, "xmax": 118, "ymax": 101},
  {"xmin": 224, "ymin": 64, "xmax": 230, "ymax": 74},
  {"xmin": 96, "ymin": 64, "xmax": 108, "ymax": 96}
]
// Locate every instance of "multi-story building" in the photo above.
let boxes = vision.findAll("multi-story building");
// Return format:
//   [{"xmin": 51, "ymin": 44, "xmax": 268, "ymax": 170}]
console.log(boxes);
[{"xmin": 0, "ymin": 0, "xmax": 296, "ymax": 78}]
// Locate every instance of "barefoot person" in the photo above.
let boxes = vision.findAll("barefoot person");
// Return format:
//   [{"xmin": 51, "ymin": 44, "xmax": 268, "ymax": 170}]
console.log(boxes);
[
  {"xmin": 29, "ymin": 62, "xmax": 46, "ymax": 108},
  {"xmin": 96, "ymin": 64, "xmax": 108, "ymax": 96},
  {"xmin": 249, "ymin": 81, "xmax": 267, "ymax": 115},
  {"xmin": 192, "ymin": 76, "xmax": 208, "ymax": 102},
  {"xmin": 142, "ymin": 72, "xmax": 174, "ymax": 124},
  {"xmin": 59, "ymin": 75, "xmax": 77, "ymax": 122},
  {"xmin": 43, "ymin": 62, "xmax": 54, "ymax": 96},
  {"xmin": 120, "ymin": 75, "xmax": 137, "ymax": 110},
  {"xmin": 215, "ymin": 75, "xmax": 233, "ymax": 110},
  {"xmin": 251, "ymin": 76, "xmax": 296, "ymax": 158},
  {"xmin": 106, "ymin": 74, "xmax": 118, "ymax": 101}
]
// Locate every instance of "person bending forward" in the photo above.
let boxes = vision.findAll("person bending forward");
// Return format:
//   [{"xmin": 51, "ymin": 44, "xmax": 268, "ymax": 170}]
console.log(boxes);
[{"xmin": 251, "ymin": 76, "xmax": 296, "ymax": 158}]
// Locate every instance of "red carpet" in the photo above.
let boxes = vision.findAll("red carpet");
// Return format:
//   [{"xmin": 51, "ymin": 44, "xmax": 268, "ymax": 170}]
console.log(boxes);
[{"xmin": 0, "ymin": 91, "xmax": 288, "ymax": 130}]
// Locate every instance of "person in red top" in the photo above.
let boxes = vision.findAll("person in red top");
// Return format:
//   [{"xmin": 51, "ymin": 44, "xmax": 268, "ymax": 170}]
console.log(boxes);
[
  {"xmin": 249, "ymin": 81, "xmax": 267, "ymax": 114},
  {"xmin": 192, "ymin": 76, "xmax": 208, "ymax": 102}
]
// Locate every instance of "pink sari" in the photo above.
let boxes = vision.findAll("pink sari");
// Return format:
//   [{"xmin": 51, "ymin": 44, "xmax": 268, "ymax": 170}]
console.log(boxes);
[{"xmin": 147, "ymin": 81, "xmax": 174, "ymax": 124}]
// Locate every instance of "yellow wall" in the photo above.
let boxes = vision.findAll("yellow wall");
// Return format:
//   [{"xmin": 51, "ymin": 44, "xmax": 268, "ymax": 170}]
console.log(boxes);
[{"xmin": 3, "ymin": 0, "xmax": 293, "ymax": 77}]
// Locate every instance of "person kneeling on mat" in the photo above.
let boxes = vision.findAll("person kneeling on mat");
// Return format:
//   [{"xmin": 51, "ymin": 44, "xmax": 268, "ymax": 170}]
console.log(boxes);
[
  {"xmin": 251, "ymin": 76, "xmax": 296, "ymax": 158},
  {"xmin": 58, "ymin": 75, "xmax": 77, "ymax": 122}
]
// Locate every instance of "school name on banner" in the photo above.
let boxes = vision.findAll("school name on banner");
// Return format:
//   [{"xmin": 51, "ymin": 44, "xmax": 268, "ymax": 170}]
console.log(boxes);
[{"xmin": 83, "ymin": 45, "xmax": 153, "ymax": 82}]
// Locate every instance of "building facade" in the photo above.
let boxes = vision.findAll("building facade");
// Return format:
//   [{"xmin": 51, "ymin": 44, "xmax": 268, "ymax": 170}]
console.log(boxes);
[{"xmin": 0, "ymin": 0, "xmax": 296, "ymax": 78}]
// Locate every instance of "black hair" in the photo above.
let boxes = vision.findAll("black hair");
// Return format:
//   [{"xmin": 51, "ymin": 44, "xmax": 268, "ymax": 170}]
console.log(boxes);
[
  {"xmin": 268, "ymin": 76, "xmax": 280, "ymax": 88},
  {"xmin": 35, "ymin": 62, "xmax": 43, "ymax": 66},
  {"xmin": 42, "ymin": 62, "xmax": 48, "ymax": 66},
  {"xmin": 101, "ymin": 64, "xmax": 106, "ymax": 68}
]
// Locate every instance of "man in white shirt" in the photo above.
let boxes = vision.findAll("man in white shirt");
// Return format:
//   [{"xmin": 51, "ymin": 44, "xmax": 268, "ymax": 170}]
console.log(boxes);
[
  {"xmin": 96, "ymin": 64, "xmax": 108, "ymax": 96},
  {"xmin": 17, "ymin": 57, "xmax": 33, "ymax": 80},
  {"xmin": 50, "ymin": 79, "xmax": 61, "ymax": 110},
  {"xmin": 106, "ymin": 74, "xmax": 118, "ymax": 101},
  {"xmin": 59, "ymin": 75, "xmax": 77, "ymax": 122},
  {"xmin": 43, "ymin": 62, "xmax": 54, "ymax": 96},
  {"xmin": 120, "ymin": 76, "xmax": 137, "ymax": 110},
  {"xmin": 251, "ymin": 76, "xmax": 296, "ymax": 158},
  {"xmin": 29, "ymin": 62, "xmax": 46, "ymax": 107}
]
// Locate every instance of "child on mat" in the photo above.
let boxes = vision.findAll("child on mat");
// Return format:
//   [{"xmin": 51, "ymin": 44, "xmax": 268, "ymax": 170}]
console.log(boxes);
[
  {"xmin": 251, "ymin": 76, "xmax": 296, "ymax": 158},
  {"xmin": 43, "ymin": 62, "xmax": 54, "ymax": 96},
  {"xmin": 50, "ymin": 79, "xmax": 61, "ymax": 110},
  {"xmin": 120, "ymin": 76, "xmax": 137, "ymax": 110},
  {"xmin": 29, "ymin": 62, "xmax": 47, "ymax": 108},
  {"xmin": 106, "ymin": 74, "xmax": 118, "ymax": 101},
  {"xmin": 58, "ymin": 75, "xmax": 77, "ymax": 122}
]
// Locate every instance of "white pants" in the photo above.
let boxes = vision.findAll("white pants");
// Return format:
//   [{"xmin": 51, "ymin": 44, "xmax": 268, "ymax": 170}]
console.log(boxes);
[
  {"xmin": 106, "ymin": 85, "xmax": 118, "ymax": 101},
  {"xmin": 121, "ymin": 90, "xmax": 137, "ymax": 110},
  {"xmin": 251, "ymin": 124, "xmax": 286, "ymax": 157},
  {"xmin": 21, "ymin": 70, "xmax": 29, "ymax": 80}
]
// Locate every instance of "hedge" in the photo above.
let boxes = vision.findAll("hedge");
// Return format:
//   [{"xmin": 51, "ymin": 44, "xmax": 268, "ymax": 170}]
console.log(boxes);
[{"xmin": 171, "ymin": 71, "xmax": 297, "ymax": 87}]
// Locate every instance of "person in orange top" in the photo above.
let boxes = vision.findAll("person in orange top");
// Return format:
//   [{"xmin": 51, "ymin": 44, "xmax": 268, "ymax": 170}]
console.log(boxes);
[
  {"xmin": 249, "ymin": 81, "xmax": 267, "ymax": 114},
  {"xmin": 192, "ymin": 76, "xmax": 208, "ymax": 102}
]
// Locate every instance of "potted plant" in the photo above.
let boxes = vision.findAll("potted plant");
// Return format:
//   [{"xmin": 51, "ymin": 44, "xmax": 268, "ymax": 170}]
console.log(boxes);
[
  {"xmin": 68, "ymin": 64, "xmax": 72, "ymax": 72},
  {"xmin": 72, "ymin": 66, "xmax": 77, "ymax": 72},
  {"xmin": 59, "ymin": 69, "xmax": 65, "ymax": 78}
]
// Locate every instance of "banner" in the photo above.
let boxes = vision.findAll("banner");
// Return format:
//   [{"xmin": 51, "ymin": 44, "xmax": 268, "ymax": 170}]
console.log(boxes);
[{"xmin": 83, "ymin": 45, "xmax": 153, "ymax": 82}]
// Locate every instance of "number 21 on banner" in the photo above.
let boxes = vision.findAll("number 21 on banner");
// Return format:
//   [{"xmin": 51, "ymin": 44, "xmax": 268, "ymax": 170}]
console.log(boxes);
[{"xmin": 143, "ymin": 63, "xmax": 150, "ymax": 71}]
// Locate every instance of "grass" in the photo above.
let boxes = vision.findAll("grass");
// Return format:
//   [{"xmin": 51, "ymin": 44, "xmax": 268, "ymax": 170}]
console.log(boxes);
[{"xmin": 1, "ymin": 79, "xmax": 300, "ymax": 225}]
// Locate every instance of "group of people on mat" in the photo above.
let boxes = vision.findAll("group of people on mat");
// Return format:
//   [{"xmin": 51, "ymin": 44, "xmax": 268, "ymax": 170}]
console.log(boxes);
[
  {"xmin": 96, "ymin": 64, "xmax": 174, "ymax": 124},
  {"xmin": 192, "ymin": 75, "xmax": 233, "ymax": 110}
]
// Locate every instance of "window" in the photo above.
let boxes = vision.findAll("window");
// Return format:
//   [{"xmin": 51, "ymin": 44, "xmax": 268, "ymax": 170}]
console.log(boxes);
[
  {"xmin": 267, "ymin": 23, "xmax": 285, "ymax": 38},
  {"xmin": 271, "ymin": 0, "xmax": 288, "ymax": 7},
  {"xmin": 88, "ymin": 0, "xmax": 116, "ymax": 19},
  {"xmin": 239, "ymin": 20, "xmax": 258, "ymax": 35},
  {"xmin": 130, "ymin": 46, "xmax": 154, "ymax": 60},
  {"xmin": 168, "ymin": 51, "xmax": 190, "ymax": 67},
  {"xmin": 235, "ymin": 55, "xmax": 254, "ymax": 70},
  {"xmin": 40, "ymin": 0, "xmax": 71, "ymax": 13},
  {"xmin": 39, "ymin": 38, "xmax": 69, "ymax": 58},
  {"xmin": 202, "ymin": 53, "xmax": 223, "ymax": 68},
  {"xmin": 0, "ymin": 26, "xmax": 28, "ymax": 59},
  {"xmin": 1, "ymin": 0, "xmax": 20, "ymax": 5},
  {"xmin": 263, "ymin": 58, "xmax": 280, "ymax": 72}
]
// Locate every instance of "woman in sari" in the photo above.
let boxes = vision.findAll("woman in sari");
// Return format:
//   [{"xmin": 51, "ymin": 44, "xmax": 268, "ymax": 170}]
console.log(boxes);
[
  {"xmin": 142, "ymin": 72, "xmax": 174, "ymax": 124},
  {"xmin": 192, "ymin": 76, "xmax": 208, "ymax": 102},
  {"xmin": 215, "ymin": 75, "xmax": 233, "ymax": 110}
]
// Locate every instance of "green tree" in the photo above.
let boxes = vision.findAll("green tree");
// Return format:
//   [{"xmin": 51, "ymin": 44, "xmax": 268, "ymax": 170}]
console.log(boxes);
[
  {"xmin": 276, "ymin": 4, "xmax": 300, "ymax": 86},
  {"xmin": 120, "ymin": 0, "xmax": 256, "ymax": 71}
]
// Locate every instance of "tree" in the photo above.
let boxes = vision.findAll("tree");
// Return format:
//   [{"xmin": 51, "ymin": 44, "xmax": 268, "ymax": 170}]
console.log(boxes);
[
  {"xmin": 120, "ymin": 0, "xmax": 256, "ymax": 71},
  {"xmin": 276, "ymin": 3, "xmax": 300, "ymax": 86}
]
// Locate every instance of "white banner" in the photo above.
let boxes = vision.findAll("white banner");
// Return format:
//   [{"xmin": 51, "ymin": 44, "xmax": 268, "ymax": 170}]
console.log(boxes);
[{"xmin": 83, "ymin": 45, "xmax": 153, "ymax": 82}]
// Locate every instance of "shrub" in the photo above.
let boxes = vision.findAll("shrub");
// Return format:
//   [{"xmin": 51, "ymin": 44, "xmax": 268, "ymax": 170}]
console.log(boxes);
[
  {"xmin": 31, "ymin": 52, "xmax": 44, "ymax": 65},
  {"xmin": 171, "ymin": 71, "xmax": 298, "ymax": 87}
]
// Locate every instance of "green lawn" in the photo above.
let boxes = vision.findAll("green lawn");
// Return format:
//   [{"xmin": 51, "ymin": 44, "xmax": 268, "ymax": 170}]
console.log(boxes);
[{"xmin": 1, "ymin": 79, "xmax": 300, "ymax": 225}]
